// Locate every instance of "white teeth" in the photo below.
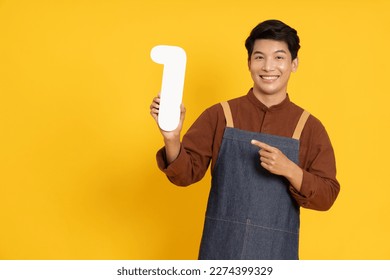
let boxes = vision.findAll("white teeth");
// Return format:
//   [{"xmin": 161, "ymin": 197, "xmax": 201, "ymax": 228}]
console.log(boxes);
[{"xmin": 260, "ymin": 76, "xmax": 278, "ymax": 80}]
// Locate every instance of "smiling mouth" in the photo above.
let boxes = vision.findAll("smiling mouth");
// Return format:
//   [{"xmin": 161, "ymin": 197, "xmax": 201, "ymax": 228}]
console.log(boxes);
[{"xmin": 260, "ymin": 75, "xmax": 279, "ymax": 80}]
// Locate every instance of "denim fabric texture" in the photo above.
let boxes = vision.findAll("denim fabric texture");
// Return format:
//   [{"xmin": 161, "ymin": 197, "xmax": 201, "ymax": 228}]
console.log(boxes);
[{"xmin": 198, "ymin": 127, "xmax": 300, "ymax": 260}]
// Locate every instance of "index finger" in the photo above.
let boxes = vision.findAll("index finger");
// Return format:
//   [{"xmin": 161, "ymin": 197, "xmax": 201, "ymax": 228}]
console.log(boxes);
[{"xmin": 251, "ymin": 140, "xmax": 273, "ymax": 151}]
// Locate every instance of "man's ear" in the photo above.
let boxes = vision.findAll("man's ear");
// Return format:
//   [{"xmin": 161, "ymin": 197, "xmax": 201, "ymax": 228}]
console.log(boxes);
[
  {"xmin": 292, "ymin": 57, "xmax": 299, "ymax": 72},
  {"xmin": 248, "ymin": 59, "xmax": 251, "ymax": 70}
]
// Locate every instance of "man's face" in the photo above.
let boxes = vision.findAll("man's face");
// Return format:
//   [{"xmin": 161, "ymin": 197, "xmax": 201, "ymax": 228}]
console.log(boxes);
[{"xmin": 248, "ymin": 39, "xmax": 298, "ymax": 98}]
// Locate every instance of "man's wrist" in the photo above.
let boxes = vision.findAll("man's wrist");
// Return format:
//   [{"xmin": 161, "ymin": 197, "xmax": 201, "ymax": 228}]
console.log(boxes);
[
  {"xmin": 286, "ymin": 162, "xmax": 303, "ymax": 192},
  {"xmin": 163, "ymin": 136, "xmax": 181, "ymax": 164},
  {"xmin": 164, "ymin": 135, "xmax": 180, "ymax": 146}
]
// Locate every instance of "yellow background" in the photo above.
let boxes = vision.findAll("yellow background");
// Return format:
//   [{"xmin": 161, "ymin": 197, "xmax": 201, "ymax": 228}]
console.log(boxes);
[{"xmin": 1, "ymin": 0, "xmax": 389, "ymax": 259}]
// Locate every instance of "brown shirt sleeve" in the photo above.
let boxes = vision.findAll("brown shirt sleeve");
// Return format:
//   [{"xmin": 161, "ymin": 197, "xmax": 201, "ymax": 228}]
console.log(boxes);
[
  {"xmin": 289, "ymin": 116, "xmax": 340, "ymax": 211},
  {"xmin": 156, "ymin": 106, "xmax": 221, "ymax": 186}
]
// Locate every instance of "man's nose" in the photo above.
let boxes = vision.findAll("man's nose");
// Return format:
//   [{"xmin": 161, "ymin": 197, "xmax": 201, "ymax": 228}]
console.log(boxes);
[{"xmin": 262, "ymin": 59, "xmax": 274, "ymax": 71}]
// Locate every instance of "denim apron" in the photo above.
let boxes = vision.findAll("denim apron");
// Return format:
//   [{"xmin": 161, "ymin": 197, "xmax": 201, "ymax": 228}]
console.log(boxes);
[{"xmin": 198, "ymin": 101, "xmax": 310, "ymax": 260}]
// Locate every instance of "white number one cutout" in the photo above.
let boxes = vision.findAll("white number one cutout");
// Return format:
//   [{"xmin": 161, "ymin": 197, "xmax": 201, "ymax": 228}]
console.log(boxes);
[{"xmin": 151, "ymin": 45, "xmax": 187, "ymax": 131}]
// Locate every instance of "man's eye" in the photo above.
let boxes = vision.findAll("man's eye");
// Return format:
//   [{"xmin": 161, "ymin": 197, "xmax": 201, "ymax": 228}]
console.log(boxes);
[
  {"xmin": 255, "ymin": 56, "xmax": 264, "ymax": 60},
  {"xmin": 276, "ymin": 56, "xmax": 285, "ymax": 60}
]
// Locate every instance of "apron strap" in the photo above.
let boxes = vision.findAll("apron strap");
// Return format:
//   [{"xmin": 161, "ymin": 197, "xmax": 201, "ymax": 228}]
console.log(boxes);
[
  {"xmin": 221, "ymin": 101, "xmax": 310, "ymax": 139},
  {"xmin": 220, "ymin": 101, "xmax": 234, "ymax": 128},
  {"xmin": 292, "ymin": 110, "xmax": 310, "ymax": 140}
]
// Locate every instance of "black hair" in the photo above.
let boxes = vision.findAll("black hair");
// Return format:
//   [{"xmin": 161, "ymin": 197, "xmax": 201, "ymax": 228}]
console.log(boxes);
[{"xmin": 245, "ymin": 19, "xmax": 300, "ymax": 60}]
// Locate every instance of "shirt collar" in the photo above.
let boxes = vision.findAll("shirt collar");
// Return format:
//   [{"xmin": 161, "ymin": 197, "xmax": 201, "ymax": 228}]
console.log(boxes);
[{"xmin": 247, "ymin": 88, "xmax": 291, "ymax": 111}]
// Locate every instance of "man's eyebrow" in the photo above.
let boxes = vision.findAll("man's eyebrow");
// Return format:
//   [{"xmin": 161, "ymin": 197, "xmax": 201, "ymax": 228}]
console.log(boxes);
[
  {"xmin": 252, "ymin": 51, "xmax": 264, "ymax": 56},
  {"xmin": 252, "ymin": 50, "xmax": 287, "ymax": 55}
]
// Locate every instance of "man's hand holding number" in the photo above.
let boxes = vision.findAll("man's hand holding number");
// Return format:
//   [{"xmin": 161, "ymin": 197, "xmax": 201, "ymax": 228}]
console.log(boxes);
[{"xmin": 150, "ymin": 94, "xmax": 185, "ymax": 164}]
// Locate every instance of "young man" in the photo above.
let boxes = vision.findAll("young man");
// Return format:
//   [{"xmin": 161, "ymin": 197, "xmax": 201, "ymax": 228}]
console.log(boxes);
[{"xmin": 150, "ymin": 20, "xmax": 340, "ymax": 259}]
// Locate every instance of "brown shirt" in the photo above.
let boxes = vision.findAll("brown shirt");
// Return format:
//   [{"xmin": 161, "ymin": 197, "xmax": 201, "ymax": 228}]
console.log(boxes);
[{"xmin": 156, "ymin": 89, "xmax": 340, "ymax": 211}]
